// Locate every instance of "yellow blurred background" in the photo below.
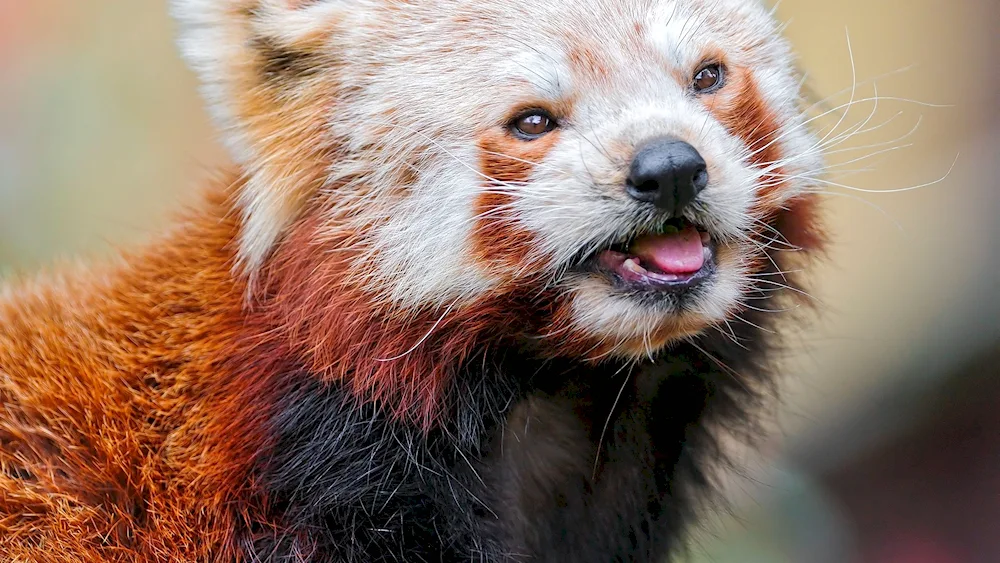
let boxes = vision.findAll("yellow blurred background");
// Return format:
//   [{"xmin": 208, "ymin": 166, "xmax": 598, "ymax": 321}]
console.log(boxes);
[{"xmin": 1, "ymin": 1, "xmax": 997, "ymax": 561}]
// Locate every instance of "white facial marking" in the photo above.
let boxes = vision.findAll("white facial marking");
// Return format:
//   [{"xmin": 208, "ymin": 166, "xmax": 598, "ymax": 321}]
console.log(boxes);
[{"xmin": 176, "ymin": 0, "xmax": 822, "ymax": 356}]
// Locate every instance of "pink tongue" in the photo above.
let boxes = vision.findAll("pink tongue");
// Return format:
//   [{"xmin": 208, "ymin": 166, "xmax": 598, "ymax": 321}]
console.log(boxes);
[{"xmin": 629, "ymin": 225, "xmax": 705, "ymax": 274}]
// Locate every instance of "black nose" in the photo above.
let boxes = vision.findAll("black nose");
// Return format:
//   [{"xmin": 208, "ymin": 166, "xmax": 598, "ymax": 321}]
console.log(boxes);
[{"xmin": 626, "ymin": 137, "xmax": 709, "ymax": 216}]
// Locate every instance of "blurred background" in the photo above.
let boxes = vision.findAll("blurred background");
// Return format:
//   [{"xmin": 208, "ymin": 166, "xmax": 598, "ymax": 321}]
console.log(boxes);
[{"xmin": 0, "ymin": 1, "xmax": 997, "ymax": 561}]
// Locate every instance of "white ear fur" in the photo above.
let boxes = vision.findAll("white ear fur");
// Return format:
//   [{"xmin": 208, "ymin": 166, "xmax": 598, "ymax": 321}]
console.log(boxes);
[
  {"xmin": 172, "ymin": 0, "xmax": 346, "ymax": 273},
  {"xmin": 249, "ymin": 1, "xmax": 347, "ymax": 45}
]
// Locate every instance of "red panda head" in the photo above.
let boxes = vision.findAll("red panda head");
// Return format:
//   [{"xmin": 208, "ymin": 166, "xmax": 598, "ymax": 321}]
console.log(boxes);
[{"xmin": 175, "ymin": 0, "xmax": 823, "ymax": 415}]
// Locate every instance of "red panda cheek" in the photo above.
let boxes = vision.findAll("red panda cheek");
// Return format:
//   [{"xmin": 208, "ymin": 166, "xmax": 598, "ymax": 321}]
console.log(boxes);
[
  {"xmin": 471, "ymin": 129, "xmax": 561, "ymax": 278},
  {"xmin": 706, "ymin": 67, "xmax": 788, "ymax": 208},
  {"xmin": 776, "ymin": 194, "xmax": 826, "ymax": 252},
  {"xmin": 704, "ymin": 69, "xmax": 824, "ymax": 253}
]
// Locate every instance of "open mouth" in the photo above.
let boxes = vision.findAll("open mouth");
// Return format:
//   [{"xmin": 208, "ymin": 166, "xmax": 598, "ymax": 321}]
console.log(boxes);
[{"xmin": 586, "ymin": 219, "xmax": 716, "ymax": 293}]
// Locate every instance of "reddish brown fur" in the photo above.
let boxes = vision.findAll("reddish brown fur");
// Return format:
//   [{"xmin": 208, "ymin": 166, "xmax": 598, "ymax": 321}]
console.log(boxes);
[
  {"xmin": 472, "ymin": 127, "xmax": 562, "ymax": 275},
  {"xmin": 707, "ymin": 67, "xmax": 824, "ymax": 253},
  {"xmin": 567, "ymin": 40, "xmax": 611, "ymax": 83},
  {"xmin": 707, "ymin": 67, "xmax": 784, "ymax": 195},
  {"xmin": 0, "ymin": 172, "xmax": 544, "ymax": 559},
  {"xmin": 776, "ymin": 194, "xmax": 826, "ymax": 252},
  {"xmin": 257, "ymin": 194, "xmax": 548, "ymax": 427},
  {"xmin": 473, "ymin": 190, "xmax": 539, "ymax": 274},
  {"xmin": 706, "ymin": 68, "xmax": 824, "ymax": 317},
  {"xmin": 0, "ymin": 180, "xmax": 256, "ymax": 559}
]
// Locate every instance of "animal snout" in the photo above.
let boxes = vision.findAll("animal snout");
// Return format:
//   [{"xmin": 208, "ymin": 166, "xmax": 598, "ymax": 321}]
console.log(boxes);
[{"xmin": 626, "ymin": 137, "xmax": 708, "ymax": 216}]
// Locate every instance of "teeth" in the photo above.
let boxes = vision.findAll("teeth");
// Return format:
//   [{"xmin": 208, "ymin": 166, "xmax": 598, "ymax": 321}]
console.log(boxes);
[
  {"xmin": 623, "ymin": 258, "xmax": 646, "ymax": 274},
  {"xmin": 700, "ymin": 231, "xmax": 711, "ymax": 244},
  {"xmin": 647, "ymin": 271, "xmax": 681, "ymax": 282}
]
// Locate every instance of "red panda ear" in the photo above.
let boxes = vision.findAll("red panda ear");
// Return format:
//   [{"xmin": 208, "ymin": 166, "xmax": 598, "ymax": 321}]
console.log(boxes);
[{"xmin": 173, "ymin": 0, "xmax": 348, "ymax": 274}]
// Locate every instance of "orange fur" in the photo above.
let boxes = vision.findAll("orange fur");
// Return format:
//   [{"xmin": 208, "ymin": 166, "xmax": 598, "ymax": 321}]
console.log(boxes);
[
  {"xmin": 707, "ymin": 66, "xmax": 825, "ymax": 253},
  {"xmin": 0, "ymin": 177, "xmax": 283, "ymax": 560},
  {"xmin": 473, "ymin": 128, "xmax": 563, "ymax": 275},
  {"xmin": 707, "ymin": 67, "xmax": 784, "ymax": 199}
]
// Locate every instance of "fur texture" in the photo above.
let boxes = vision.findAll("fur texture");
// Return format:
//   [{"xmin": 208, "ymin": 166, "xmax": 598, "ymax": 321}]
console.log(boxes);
[{"xmin": 1, "ymin": 0, "xmax": 824, "ymax": 561}]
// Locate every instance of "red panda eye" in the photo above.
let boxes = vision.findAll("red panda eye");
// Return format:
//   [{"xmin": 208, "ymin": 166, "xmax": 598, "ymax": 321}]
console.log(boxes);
[
  {"xmin": 511, "ymin": 111, "xmax": 557, "ymax": 139},
  {"xmin": 693, "ymin": 64, "xmax": 724, "ymax": 93}
]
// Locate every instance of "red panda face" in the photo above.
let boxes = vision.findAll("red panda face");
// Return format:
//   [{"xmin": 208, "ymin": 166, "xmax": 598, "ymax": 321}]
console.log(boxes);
[{"xmin": 177, "ymin": 0, "xmax": 822, "ymax": 361}]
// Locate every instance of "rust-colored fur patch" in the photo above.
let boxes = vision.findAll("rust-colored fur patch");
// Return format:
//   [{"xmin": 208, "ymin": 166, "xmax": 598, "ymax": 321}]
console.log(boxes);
[
  {"xmin": 256, "ymin": 200, "xmax": 537, "ymax": 427},
  {"xmin": 706, "ymin": 67, "xmax": 785, "ymax": 202},
  {"xmin": 775, "ymin": 194, "xmax": 826, "ymax": 252},
  {"xmin": 0, "ymin": 179, "xmax": 258, "ymax": 559},
  {"xmin": 472, "ymin": 127, "xmax": 561, "ymax": 276},
  {"xmin": 706, "ymin": 67, "xmax": 824, "ymax": 251}
]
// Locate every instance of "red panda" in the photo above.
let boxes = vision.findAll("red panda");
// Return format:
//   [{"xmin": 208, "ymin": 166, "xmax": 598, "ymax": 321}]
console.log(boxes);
[{"xmin": 0, "ymin": 0, "xmax": 825, "ymax": 561}]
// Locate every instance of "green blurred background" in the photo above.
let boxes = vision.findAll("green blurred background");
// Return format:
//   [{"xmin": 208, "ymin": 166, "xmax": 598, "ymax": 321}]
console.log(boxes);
[{"xmin": 1, "ymin": 1, "xmax": 998, "ymax": 561}]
